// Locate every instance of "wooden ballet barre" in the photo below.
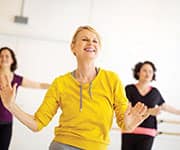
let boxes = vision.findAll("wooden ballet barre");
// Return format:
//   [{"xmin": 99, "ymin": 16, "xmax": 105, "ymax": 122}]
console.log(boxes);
[
  {"xmin": 111, "ymin": 127, "xmax": 180, "ymax": 136},
  {"xmin": 158, "ymin": 131, "xmax": 180, "ymax": 136},
  {"xmin": 158, "ymin": 119, "xmax": 180, "ymax": 125}
]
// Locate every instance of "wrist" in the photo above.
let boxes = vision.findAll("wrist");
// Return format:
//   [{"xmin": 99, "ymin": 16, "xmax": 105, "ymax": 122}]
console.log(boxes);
[
  {"xmin": 148, "ymin": 108, "xmax": 152, "ymax": 115},
  {"xmin": 6, "ymin": 102, "xmax": 16, "ymax": 112},
  {"xmin": 124, "ymin": 123, "xmax": 135, "ymax": 132}
]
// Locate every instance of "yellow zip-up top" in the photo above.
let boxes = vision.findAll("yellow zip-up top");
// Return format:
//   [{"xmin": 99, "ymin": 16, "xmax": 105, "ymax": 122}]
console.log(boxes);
[{"xmin": 34, "ymin": 68, "xmax": 128, "ymax": 150}]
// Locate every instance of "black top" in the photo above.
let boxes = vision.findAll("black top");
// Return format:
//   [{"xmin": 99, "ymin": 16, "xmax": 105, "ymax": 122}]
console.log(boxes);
[{"xmin": 125, "ymin": 84, "xmax": 165, "ymax": 129}]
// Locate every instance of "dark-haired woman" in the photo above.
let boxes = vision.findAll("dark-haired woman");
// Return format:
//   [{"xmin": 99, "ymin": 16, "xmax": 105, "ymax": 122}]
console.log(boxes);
[
  {"xmin": 0, "ymin": 47, "xmax": 50, "ymax": 150},
  {"xmin": 121, "ymin": 61, "xmax": 180, "ymax": 150}
]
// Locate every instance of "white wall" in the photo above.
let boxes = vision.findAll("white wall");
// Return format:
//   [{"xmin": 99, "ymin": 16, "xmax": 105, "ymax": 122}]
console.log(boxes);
[{"xmin": 0, "ymin": 0, "xmax": 180, "ymax": 149}]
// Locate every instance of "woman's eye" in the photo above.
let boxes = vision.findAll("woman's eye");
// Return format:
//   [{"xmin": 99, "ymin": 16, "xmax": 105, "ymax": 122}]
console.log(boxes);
[
  {"xmin": 82, "ymin": 38, "xmax": 88, "ymax": 41},
  {"xmin": 93, "ymin": 40, "xmax": 98, "ymax": 43}
]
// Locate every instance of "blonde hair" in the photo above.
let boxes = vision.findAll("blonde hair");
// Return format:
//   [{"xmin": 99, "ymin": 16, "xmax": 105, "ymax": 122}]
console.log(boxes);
[{"xmin": 71, "ymin": 25, "xmax": 101, "ymax": 48}]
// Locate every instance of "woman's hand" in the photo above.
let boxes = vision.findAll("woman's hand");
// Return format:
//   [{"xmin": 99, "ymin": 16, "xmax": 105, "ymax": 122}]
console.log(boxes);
[
  {"xmin": 0, "ymin": 75, "xmax": 17, "ymax": 110},
  {"xmin": 0, "ymin": 75, "xmax": 38, "ymax": 131},
  {"xmin": 124, "ymin": 102, "xmax": 149, "ymax": 132},
  {"xmin": 148, "ymin": 106, "xmax": 162, "ymax": 116}
]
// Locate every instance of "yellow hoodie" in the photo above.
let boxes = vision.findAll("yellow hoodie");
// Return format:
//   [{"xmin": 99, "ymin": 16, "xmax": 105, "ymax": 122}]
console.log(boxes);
[{"xmin": 34, "ymin": 68, "xmax": 128, "ymax": 150}]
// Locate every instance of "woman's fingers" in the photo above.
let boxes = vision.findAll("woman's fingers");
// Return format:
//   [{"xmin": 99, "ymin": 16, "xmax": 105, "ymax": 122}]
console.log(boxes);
[
  {"xmin": 133, "ymin": 102, "xmax": 147, "ymax": 115},
  {"xmin": 125, "ymin": 102, "xmax": 132, "ymax": 115}
]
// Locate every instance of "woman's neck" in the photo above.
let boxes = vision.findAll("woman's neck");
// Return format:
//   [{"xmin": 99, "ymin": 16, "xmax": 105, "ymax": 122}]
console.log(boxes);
[
  {"xmin": 135, "ymin": 81, "xmax": 151, "ymax": 96},
  {"xmin": 75, "ymin": 63, "xmax": 97, "ymax": 84},
  {"xmin": 0, "ymin": 68, "xmax": 13, "ymax": 82},
  {"xmin": 136, "ymin": 81, "xmax": 150, "ymax": 89},
  {"xmin": 0, "ymin": 68, "xmax": 12, "ymax": 75}
]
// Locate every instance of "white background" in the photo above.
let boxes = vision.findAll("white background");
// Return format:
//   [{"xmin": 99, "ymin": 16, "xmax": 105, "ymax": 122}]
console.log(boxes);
[{"xmin": 0, "ymin": 0, "xmax": 180, "ymax": 149}]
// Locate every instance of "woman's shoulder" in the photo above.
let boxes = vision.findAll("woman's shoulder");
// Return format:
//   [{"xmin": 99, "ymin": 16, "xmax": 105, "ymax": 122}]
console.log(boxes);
[
  {"xmin": 13, "ymin": 73, "xmax": 23, "ymax": 81},
  {"xmin": 12, "ymin": 73, "xmax": 23, "ymax": 86},
  {"xmin": 48, "ymin": 72, "xmax": 72, "ymax": 88},
  {"xmin": 14, "ymin": 73, "xmax": 23, "ymax": 78},
  {"xmin": 100, "ymin": 68, "xmax": 120, "ymax": 77},
  {"xmin": 151, "ymin": 86, "xmax": 160, "ymax": 93},
  {"xmin": 125, "ymin": 84, "xmax": 135, "ymax": 89},
  {"xmin": 53, "ymin": 72, "xmax": 72, "ymax": 81}
]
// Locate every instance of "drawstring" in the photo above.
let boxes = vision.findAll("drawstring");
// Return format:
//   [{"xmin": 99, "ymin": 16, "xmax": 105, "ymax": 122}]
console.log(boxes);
[
  {"xmin": 80, "ymin": 82, "xmax": 92, "ymax": 112},
  {"xmin": 88, "ymin": 67, "xmax": 98, "ymax": 100},
  {"xmin": 89, "ymin": 82, "xmax": 92, "ymax": 99},
  {"xmin": 80, "ymin": 85, "xmax": 83, "ymax": 111},
  {"xmin": 71, "ymin": 71, "xmax": 84, "ymax": 111},
  {"xmin": 71, "ymin": 67, "xmax": 99, "ymax": 111}
]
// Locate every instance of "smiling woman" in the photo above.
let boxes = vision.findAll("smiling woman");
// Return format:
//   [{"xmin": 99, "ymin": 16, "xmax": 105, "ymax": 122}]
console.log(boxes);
[
  {"xmin": 70, "ymin": 26, "xmax": 101, "ymax": 84},
  {"xmin": 0, "ymin": 47, "xmax": 50, "ymax": 150},
  {"xmin": 71, "ymin": 26, "xmax": 101, "ymax": 63},
  {"xmin": 0, "ymin": 26, "xmax": 150, "ymax": 150}
]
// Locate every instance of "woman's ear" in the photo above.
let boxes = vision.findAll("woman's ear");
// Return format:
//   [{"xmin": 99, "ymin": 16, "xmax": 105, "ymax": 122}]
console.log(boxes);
[
  {"xmin": 71, "ymin": 43, "xmax": 74, "ymax": 50},
  {"xmin": 71, "ymin": 43, "xmax": 76, "ymax": 56}
]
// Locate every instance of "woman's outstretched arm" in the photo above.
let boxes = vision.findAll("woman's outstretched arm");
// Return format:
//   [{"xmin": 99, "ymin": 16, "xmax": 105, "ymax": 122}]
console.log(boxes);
[
  {"xmin": 22, "ymin": 78, "xmax": 50, "ymax": 89},
  {"xmin": 0, "ymin": 75, "xmax": 38, "ymax": 132},
  {"xmin": 161, "ymin": 103, "xmax": 180, "ymax": 115}
]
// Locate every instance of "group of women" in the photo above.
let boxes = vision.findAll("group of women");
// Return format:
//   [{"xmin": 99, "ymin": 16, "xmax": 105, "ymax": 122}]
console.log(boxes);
[{"xmin": 0, "ymin": 26, "xmax": 179, "ymax": 150}]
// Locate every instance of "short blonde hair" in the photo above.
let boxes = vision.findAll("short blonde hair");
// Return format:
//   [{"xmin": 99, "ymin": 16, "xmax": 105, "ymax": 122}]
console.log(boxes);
[{"xmin": 71, "ymin": 25, "xmax": 101, "ymax": 48}]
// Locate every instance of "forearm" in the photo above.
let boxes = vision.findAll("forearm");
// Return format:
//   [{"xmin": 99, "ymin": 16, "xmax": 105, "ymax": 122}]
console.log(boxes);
[
  {"xmin": 148, "ymin": 107, "xmax": 161, "ymax": 116},
  {"xmin": 162, "ymin": 103, "xmax": 180, "ymax": 115},
  {"xmin": 40, "ymin": 83, "xmax": 50, "ymax": 89},
  {"xmin": 8, "ymin": 103, "xmax": 38, "ymax": 132},
  {"xmin": 22, "ymin": 78, "xmax": 50, "ymax": 89},
  {"xmin": 163, "ymin": 107, "xmax": 180, "ymax": 115},
  {"xmin": 147, "ymin": 108, "xmax": 155, "ymax": 116}
]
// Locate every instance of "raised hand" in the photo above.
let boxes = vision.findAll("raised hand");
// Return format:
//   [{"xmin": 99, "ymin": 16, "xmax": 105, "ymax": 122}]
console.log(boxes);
[
  {"xmin": 0, "ymin": 75, "xmax": 17, "ymax": 109},
  {"xmin": 124, "ymin": 102, "xmax": 149, "ymax": 132}
]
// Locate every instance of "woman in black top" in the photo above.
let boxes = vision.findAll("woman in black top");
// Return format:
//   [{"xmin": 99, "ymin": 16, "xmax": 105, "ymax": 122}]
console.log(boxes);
[{"xmin": 121, "ymin": 61, "xmax": 180, "ymax": 150}]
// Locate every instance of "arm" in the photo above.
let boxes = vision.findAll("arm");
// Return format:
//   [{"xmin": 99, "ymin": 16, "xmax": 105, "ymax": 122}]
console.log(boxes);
[
  {"xmin": 8, "ymin": 104, "xmax": 38, "ymax": 132},
  {"xmin": 148, "ymin": 106, "xmax": 162, "ymax": 116},
  {"xmin": 113, "ymin": 76, "xmax": 149, "ymax": 132},
  {"xmin": 0, "ymin": 75, "xmax": 59, "ymax": 132},
  {"xmin": 0, "ymin": 76, "xmax": 38, "ymax": 131},
  {"xmin": 161, "ymin": 103, "xmax": 180, "ymax": 115},
  {"xmin": 22, "ymin": 78, "xmax": 50, "ymax": 89}
]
